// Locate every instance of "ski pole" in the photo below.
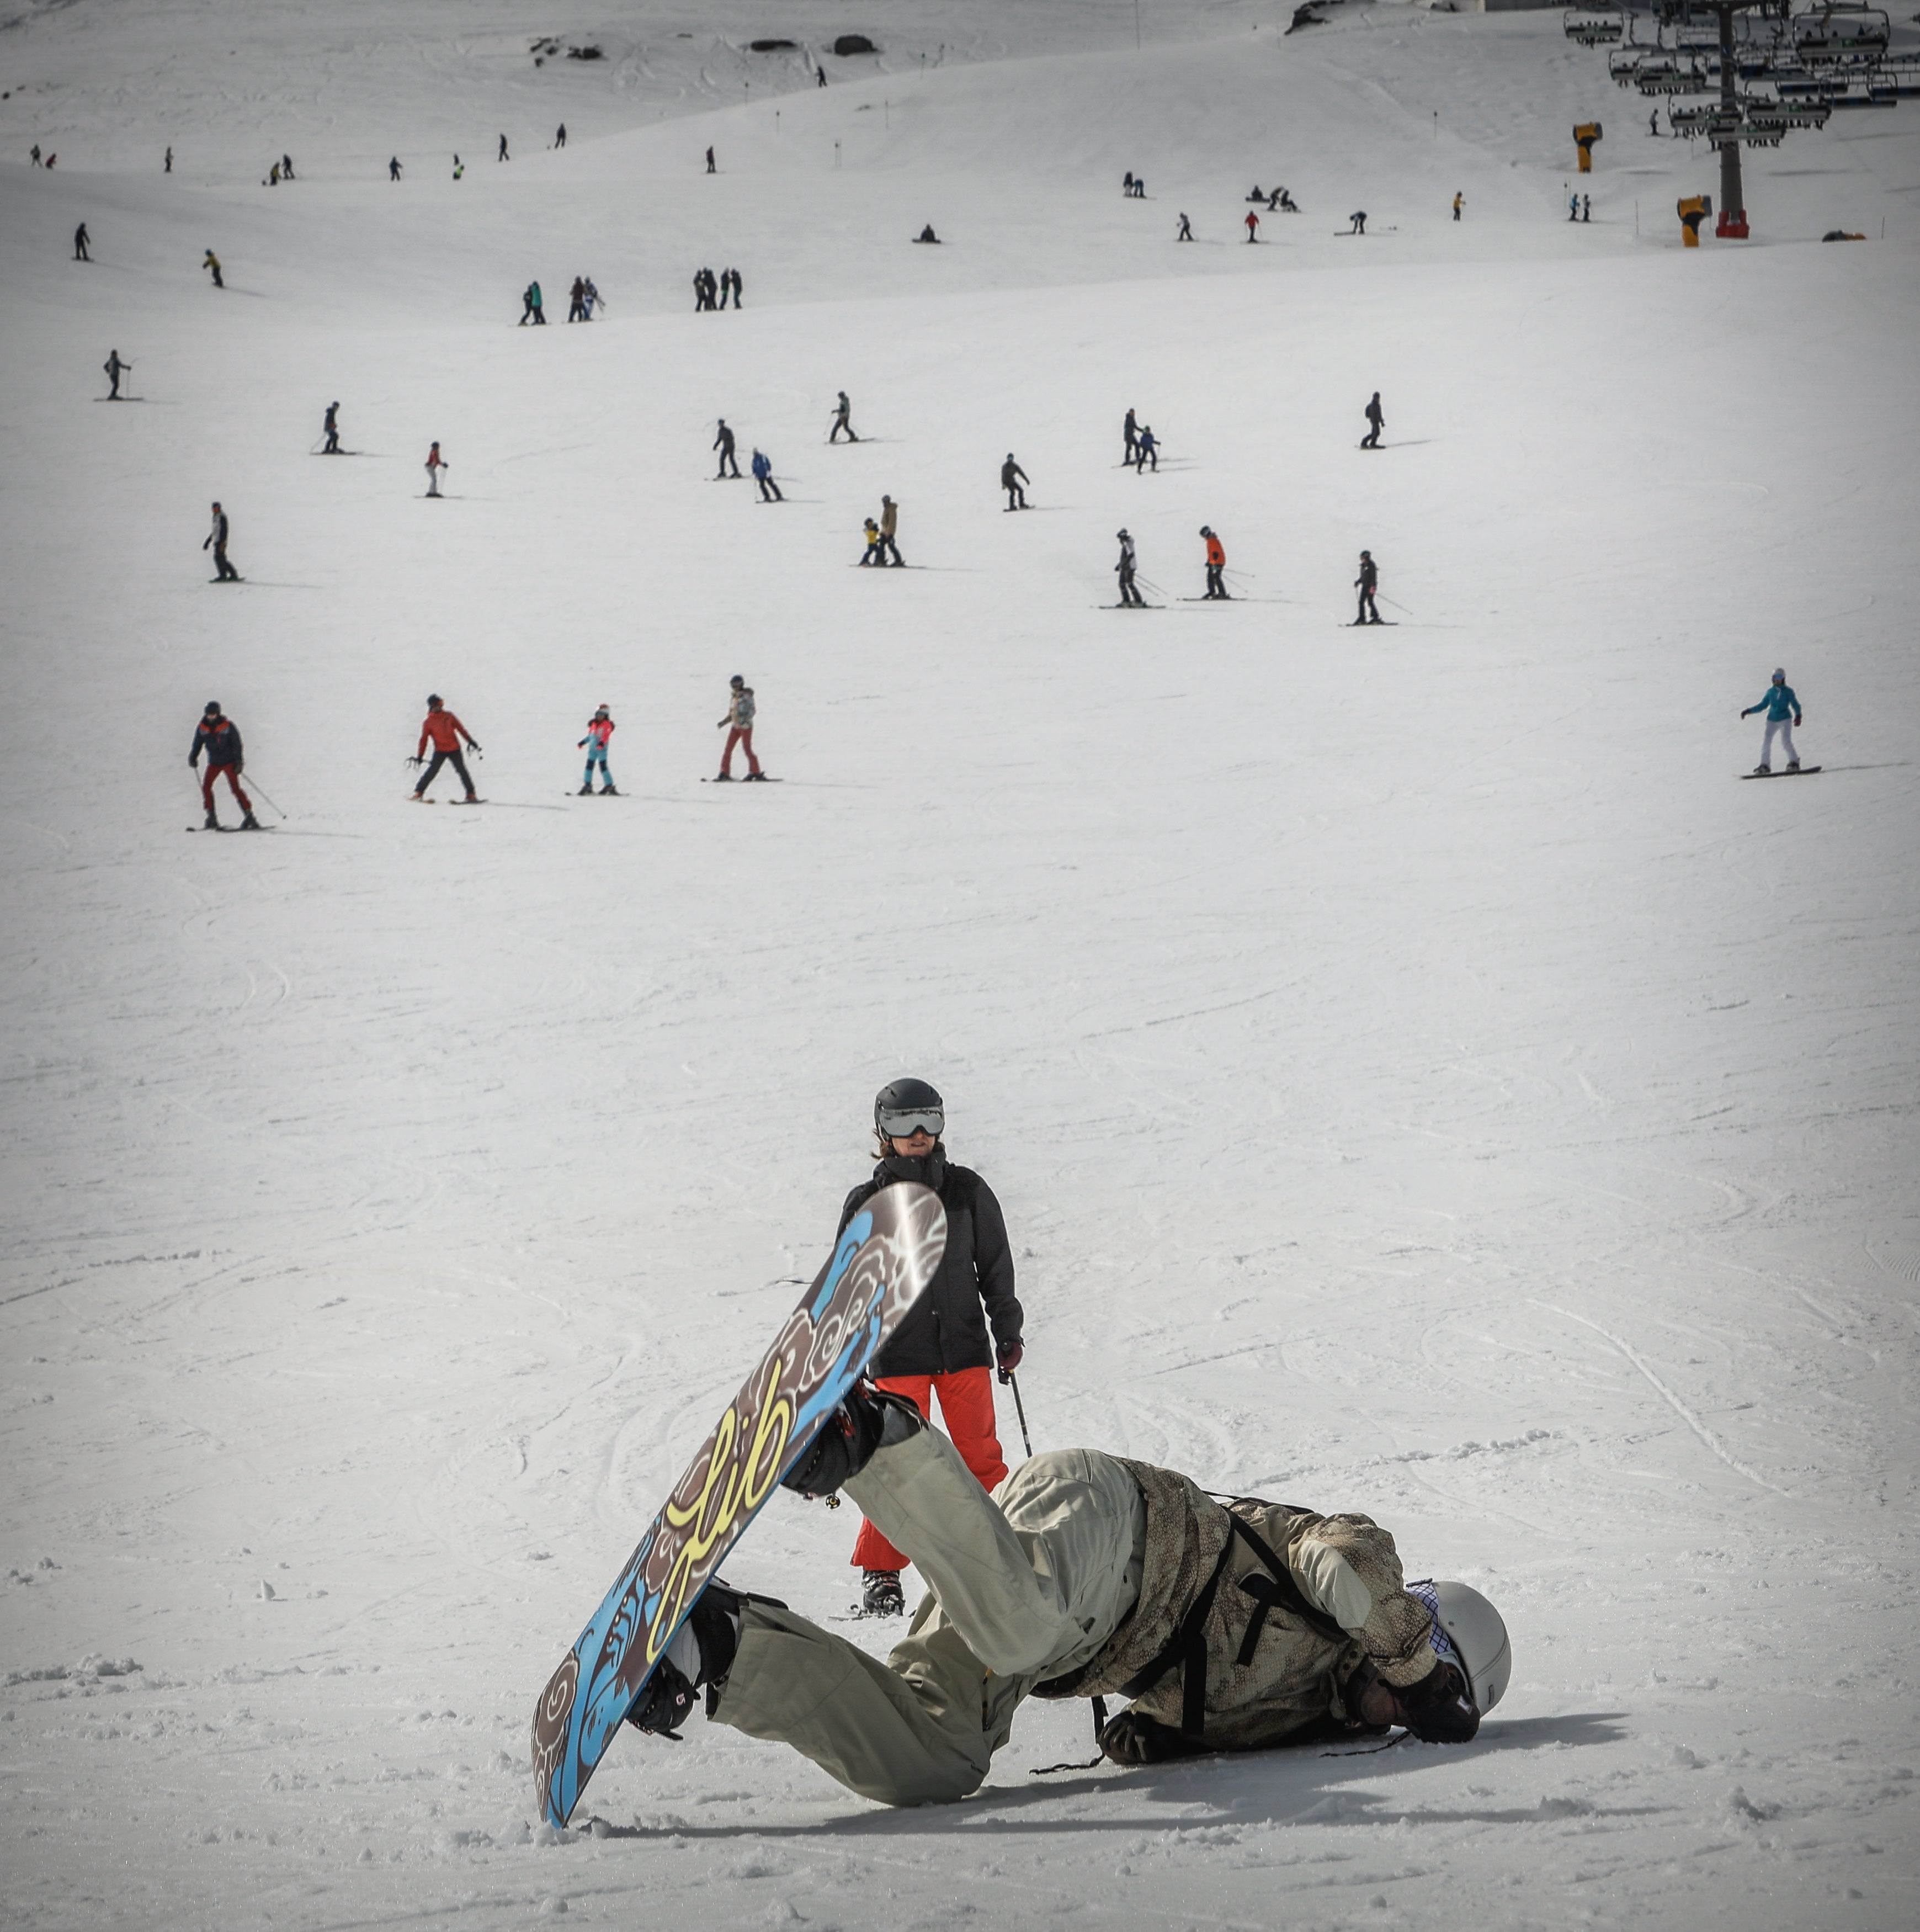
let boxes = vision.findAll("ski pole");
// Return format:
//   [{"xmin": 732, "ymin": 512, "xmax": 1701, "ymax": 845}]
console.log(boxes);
[
  {"xmin": 998, "ymin": 1368, "xmax": 1034, "ymax": 1458},
  {"xmin": 243, "ymin": 774, "xmax": 286, "ymax": 818}
]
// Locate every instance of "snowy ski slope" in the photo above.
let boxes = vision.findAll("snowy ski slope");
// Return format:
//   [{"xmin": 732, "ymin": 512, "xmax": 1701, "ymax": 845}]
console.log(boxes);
[{"xmin": 2, "ymin": 2, "xmax": 1917, "ymax": 1928}]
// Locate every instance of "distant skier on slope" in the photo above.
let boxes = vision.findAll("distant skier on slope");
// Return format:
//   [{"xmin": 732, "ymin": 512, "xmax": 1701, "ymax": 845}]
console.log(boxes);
[
  {"xmin": 1354, "ymin": 549, "xmax": 1382, "ymax": 626},
  {"xmin": 73, "ymin": 222, "xmax": 90, "ymax": 261},
  {"xmin": 1244, "ymin": 209, "xmax": 1260, "ymax": 243},
  {"xmin": 832, "ymin": 1079, "xmax": 1023, "ymax": 1620},
  {"xmin": 877, "ymin": 495, "xmax": 903, "ymax": 566},
  {"xmin": 1001, "ymin": 454, "xmax": 1029, "ymax": 510},
  {"xmin": 203, "ymin": 501, "xmax": 239, "ymax": 580},
  {"xmin": 424, "ymin": 441, "xmax": 448, "ymax": 496},
  {"xmin": 1361, "ymin": 391, "xmax": 1384, "ymax": 449},
  {"xmin": 1740, "ymin": 669, "xmax": 1805, "ymax": 774},
  {"xmin": 1348, "ymin": 211, "xmax": 1367, "ymax": 235},
  {"xmin": 519, "ymin": 280, "xmax": 545, "ymax": 324},
  {"xmin": 714, "ymin": 418, "xmax": 741, "ymax": 479},
  {"xmin": 1123, "ymin": 407, "xmax": 1139, "ymax": 465},
  {"xmin": 751, "ymin": 448, "xmax": 783, "ymax": 502},
  {"xmin": 577, "ymin": 705, "xmax": 616, "ymax": 794},
  {"xmin": 388, "ymin": 156, "xmax": 402, "ymax": 182},
  {"xmin": 202, "ymin": 249, "xmax": 223, "ymax": 288},
  {"xmin": 411, "ymin": 695, "xmax": 481, "ymax": 802},
  {"xmin": 831, "ymin": 390, "xmax": 859, "ymax": 443},
  {"xmin": 555, "ymin": 123, "xmax": 567, "ymax": 149},
  {"xmin": 1200, "ymin": 526, "xmax": 1228, "ymax": 599},
  {"xmin": 860, "ymin": 517, "xmax": 881, "ymax": 564},
  {"xmin": 705, "ymin": 145, "xmax": 716, "ymax": 173},
  {"xmin": 1177, "ymin": 213, "xmax": 1193, "ymax": 241},
  {"xmin": 1453, "ymin": 191, "xmax": 1464, "ymax": 221},
  {"xmin": 1115, "ymin": 527, "xmax": 1144, "ymax": 607},
  {"xmin": 499, "ymin": 134, "xmax": 510, "ymax": 162},
  {"xmin": 322, "ymin": 401, "xmax": 341, "ymax": 453},
  {"xmin": 1134, "ymin": 424, "xmax": 1159, "ymax": 472},
  {"xmin": 727, "ymin": 267, "xmax": 743, "ymax": 307},
  {"xmin": 568, "ymin": 276, "xmax": 587, "ymax": 322},
  {"xmin": 189, "ymin": 702, "xmax": 261, "ymax": 831},
  {"xmin": 103, "ymin": 349, "xmax": 130, "ymax": 400},
  {"xmin": 622, "ymin": 1395, "xmax": 1506, "ymax": 1800},
  {"xmin": 716, "ymin": 675, "xmax": 764, "ymax": 780}
]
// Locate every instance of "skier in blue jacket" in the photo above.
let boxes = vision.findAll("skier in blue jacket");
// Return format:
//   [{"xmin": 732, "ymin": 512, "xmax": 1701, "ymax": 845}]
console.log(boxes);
[
  {"xmin": 1740, "ymin": 669, "xmax": 1804, "ymax": 774},
  {"xmin": 751, "ymin": 448, "xmax": 782, "ymax": 502}
]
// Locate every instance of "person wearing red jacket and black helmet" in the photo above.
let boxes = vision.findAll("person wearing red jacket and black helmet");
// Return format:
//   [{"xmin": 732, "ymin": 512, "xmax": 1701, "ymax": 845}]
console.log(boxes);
[
  {"xmin": 836, "ymin": 1078, "xmax": 1024, "ymax": 1618},
  {"xmin": 410, "ymin": 694, "xmax": 481, "ymax": 801}
]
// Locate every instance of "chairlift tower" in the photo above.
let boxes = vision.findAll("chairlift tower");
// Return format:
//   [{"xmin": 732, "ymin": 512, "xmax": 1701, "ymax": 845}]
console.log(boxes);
[{"xmin": 1665, "ymin": 2, "xmax": 1764, "ymax": 235}]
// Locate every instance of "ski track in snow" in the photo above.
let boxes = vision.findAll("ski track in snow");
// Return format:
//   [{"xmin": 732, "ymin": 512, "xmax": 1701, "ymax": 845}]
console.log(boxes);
[{"xmin": 3, "ymin": 1, "xmax": 1920, "ymax": 1928}]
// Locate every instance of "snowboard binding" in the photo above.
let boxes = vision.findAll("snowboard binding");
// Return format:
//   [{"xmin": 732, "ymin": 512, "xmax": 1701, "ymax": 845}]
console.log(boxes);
[{"xmin": 780, "ymin": 1383, "xmax": 924, "ymax": 1499}]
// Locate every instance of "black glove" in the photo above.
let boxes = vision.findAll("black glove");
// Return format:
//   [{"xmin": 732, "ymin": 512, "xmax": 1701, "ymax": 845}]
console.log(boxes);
[
  {"xmin": 1396, "ymin": 1658, "xmax": 1479, "ymax": 1744},
  {"xmin": 1098, "ymin": 1709, "xmax": 1204, "ymax": 1765},
  {"xmin": 996, "ymin": 1341, "xmax": 1024, "ymax": 1379}
]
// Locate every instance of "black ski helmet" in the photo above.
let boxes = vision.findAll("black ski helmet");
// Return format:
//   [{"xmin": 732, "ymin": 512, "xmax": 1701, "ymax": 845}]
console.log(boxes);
[
  {"xmin": 204, "ymin": 700, "xmax": 221, "ymax": 718},
  {"xmin": 730, "ymin": 674, "xmax": 744, "ymax": 688},
  {"xmin": 427, "ymin": 693, "xmax": 443, "ymax": 707},
  {"xmin": 874, "ymin": 1077, "xmax": 944, "ymax": 1139}
]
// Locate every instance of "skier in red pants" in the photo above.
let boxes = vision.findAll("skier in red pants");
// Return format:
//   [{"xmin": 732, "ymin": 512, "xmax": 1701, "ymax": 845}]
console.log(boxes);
[
  {"xmin": 837, "ymin": 1079, "xmax": 1024, "ymax": 1617},
  {"xmin": 715, "ymin": 674, "xmax": 764, "ymax": 779},
  {"xmin": 190, "ymin": 701, "xmax": 260, "ymax": 829}
]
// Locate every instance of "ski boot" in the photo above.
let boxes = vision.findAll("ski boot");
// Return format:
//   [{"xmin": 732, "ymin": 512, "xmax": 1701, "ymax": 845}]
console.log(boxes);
[
  {"xmin": 203, "ymin": 809, "xmax": 220, "ymax": 830},
  {"xmin": 780, "ymin": 1382, "xmax": 923, "ymax": 1499},
  {"xmin": 624, "ymin": 1580, "xmax": 750, "ymax": 1737},
  {"xmin": 600, "ymin": 784, "xmax": 619, "ymax": 795},
  {"xmin": 1753, "ymin": 765, "xmax": 1771, "ymax": 776},
  {"xmin": 578, "ymin": 784, "xmax": 593, "ymax": 796},
  {"xmin": 1787, "ymin": 761, "xmax": 1800, "ymax": 773},
  {"xmin": 240, "ymin": 811, "xmax": 262, "ymax": 830},
  {"xmin": 713, "ymin": 771, "xmax": 735, "ymax": 782},
  {"xmin": 861, "ymin": 1569, "xmax": 906, "ymax": 1618},
  {"xmin": 744, "ymin": 771, "xmax": 768, "ymax": 782}
]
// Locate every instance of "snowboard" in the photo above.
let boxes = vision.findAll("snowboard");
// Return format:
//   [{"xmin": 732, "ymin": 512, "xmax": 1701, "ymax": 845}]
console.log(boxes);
[
  {"xmin": 530, "ymin": 1181, "xmax": 948, "ymax": 1829},
  {"xmin": 1741, "ymin": 766, "xmax": 1821, "ymax": 779}
]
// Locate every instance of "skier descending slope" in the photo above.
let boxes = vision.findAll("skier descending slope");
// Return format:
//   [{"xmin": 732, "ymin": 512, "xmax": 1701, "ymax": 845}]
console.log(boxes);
[
  {"xmin": 577, "ymin": 705, "xmax": 616, "ymax": 794},
  {"xmin": 1001, "ymin": 453, "xmax": 1029, "ymax": 509},
  {"xmin": 715, "ymin": 675, "xmax": 763, "ymax": 780},
  {"xmin": 1115, "ymin": 527, "xmax": 1144, "ymax": 606},
  {"xmin": 624, "ymin": 1387, "xmax": 1510, "ymax": 1803},
  {"xmin": 423, "ymin": 441, "xmax": 448, "ymax": 496},
  {"xmin": 1741, "ymin": 668, "xmax": 1805, "ymax": 773},
  {"xmin": 410, "ymin": 694, "xmax": 481, "ymax": 801},
  {"xmin": 189, "ymin": 701, "xmax": 260, "ymax": 830},
  {"xmin": 1354, "ymin": 549, "xmax": 1382, "ymax": 625},
  {"xmin": 203, "ymin": 501, "xmax": 239, "ymax": 580},
  {"xmin": 1361, "ymin": 391, "xmax": 1384, "ymax": 449},
  {"xmin": 836, "ymin": 1081, "xmax": 1023, "ymax": 1618},
  {"xmin": 1200, "ymin": 526, "xmax": 1228, "ymax": 598},
  {"xmin": 751, "ymin": 448, "xmax": 783, "ymax": 502}
]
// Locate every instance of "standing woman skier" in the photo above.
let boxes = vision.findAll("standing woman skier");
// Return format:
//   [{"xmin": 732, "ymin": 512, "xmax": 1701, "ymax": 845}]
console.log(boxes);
[{"xmin": 837, "ymin": 1079, "xmax": 1024, "ymax": 1618}]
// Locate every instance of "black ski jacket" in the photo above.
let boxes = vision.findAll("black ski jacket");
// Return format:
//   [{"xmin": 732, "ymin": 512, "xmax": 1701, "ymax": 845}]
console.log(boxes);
[
  {"xmin": 838, "ymin": 1153, "xmax": 1022, "ymax": 1377},
  {"xmin": 191, "ymin": 718, "xmax": 243, "ymax": 767}
]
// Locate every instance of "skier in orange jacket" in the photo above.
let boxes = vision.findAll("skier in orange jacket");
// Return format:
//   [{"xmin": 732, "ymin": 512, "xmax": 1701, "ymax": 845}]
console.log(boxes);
[
  {"xmin": 411, "ymin": 695, "xmax": 481, "ymax": 800},
  {"xmin": 1200, "ymin": 526, "xmax": 1228, "ymax": 599}
]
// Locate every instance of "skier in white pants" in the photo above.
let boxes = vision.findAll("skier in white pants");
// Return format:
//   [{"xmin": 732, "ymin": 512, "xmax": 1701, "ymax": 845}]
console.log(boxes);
[{"xmin": 1741, "ymin": 668, "xmax": 1804, "ymax": 773}]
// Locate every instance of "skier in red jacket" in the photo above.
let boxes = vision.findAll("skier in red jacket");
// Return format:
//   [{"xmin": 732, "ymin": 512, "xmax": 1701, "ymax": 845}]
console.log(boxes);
[{"xmin": 411, "ymin": 694, "xmax": 481, "ymax": 800}]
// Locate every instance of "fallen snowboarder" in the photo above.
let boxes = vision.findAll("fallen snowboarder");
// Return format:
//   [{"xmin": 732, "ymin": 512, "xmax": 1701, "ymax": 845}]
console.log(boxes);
[{"xmin": 624, "ymin": 1382, "xmax": 1511, "ymax": 1805}]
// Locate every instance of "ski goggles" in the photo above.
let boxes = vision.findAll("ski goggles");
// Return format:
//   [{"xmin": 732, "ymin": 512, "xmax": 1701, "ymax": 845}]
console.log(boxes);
[{"xmin": 876, "ymin": 1107, "xmax": 943, "ymax": 1140}]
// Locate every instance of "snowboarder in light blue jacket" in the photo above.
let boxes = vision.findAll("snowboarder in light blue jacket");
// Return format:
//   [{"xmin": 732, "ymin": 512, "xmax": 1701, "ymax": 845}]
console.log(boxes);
[{"xmin": 1740, "ymin": 669, "xmax": 1803, "ymax": 773}]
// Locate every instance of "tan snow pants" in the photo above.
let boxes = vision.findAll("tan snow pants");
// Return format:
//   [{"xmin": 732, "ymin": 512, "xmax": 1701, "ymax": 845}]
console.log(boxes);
[{"xmin": 709, "ymin": 1430, "xmax": 1146, "ymax": 1806}]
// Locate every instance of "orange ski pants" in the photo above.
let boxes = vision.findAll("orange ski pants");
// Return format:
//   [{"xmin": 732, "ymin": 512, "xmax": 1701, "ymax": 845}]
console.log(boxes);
[{"xmin": 850, "ymin": 1366, "xmax": 1007, "ymax": 1573}]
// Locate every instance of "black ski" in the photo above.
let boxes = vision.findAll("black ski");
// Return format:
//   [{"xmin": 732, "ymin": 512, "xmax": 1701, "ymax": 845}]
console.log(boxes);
[{"xmin": 1740, "ymin": 766, "xmax": 1821, "ymax": 780}]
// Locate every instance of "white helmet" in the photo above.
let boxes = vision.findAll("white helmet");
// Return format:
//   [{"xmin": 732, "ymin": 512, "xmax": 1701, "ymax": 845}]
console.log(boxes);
[{"xmin": 1417, "ymin": 1580, "xmax": 1511, "ymax": 1713}]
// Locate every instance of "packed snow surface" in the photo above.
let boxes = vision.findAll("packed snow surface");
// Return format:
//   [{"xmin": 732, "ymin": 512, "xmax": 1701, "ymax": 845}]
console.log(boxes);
[{"xmin": 2, "ymin": 1, "xmax": 1917, "ymax": 1926}]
